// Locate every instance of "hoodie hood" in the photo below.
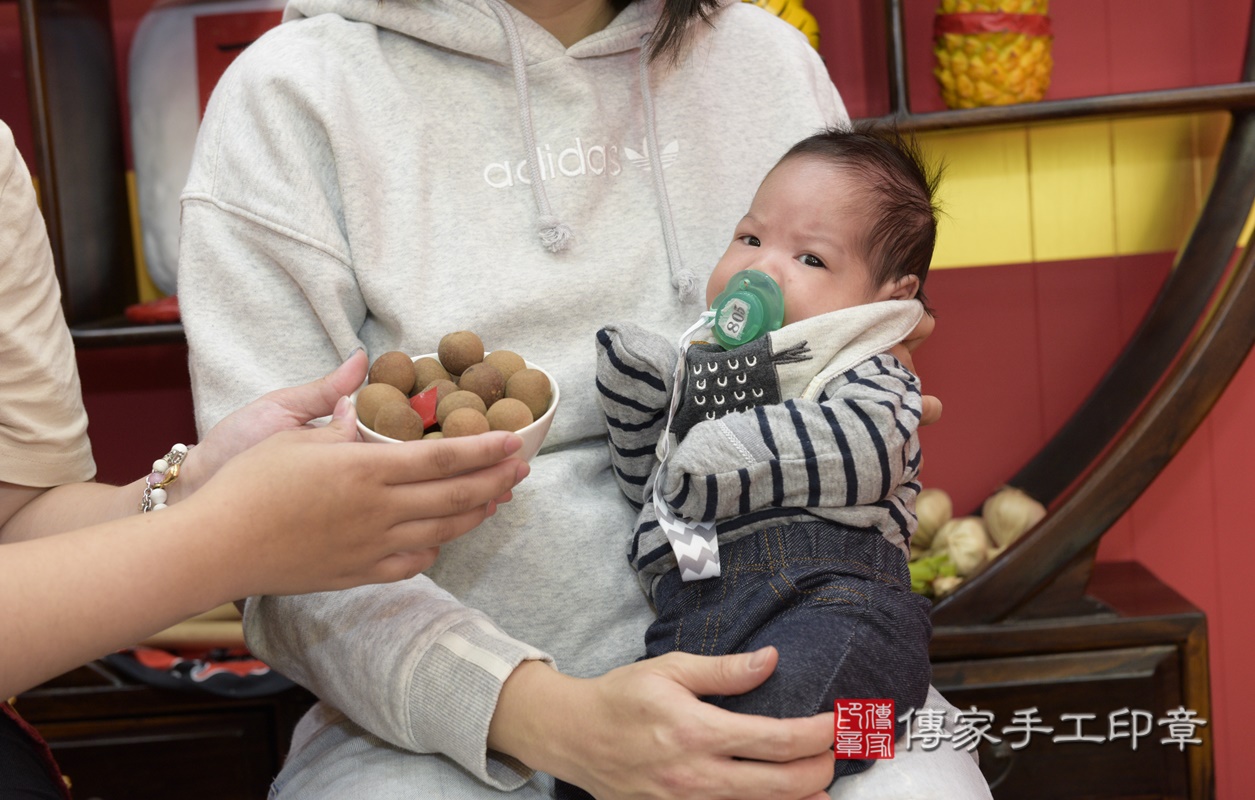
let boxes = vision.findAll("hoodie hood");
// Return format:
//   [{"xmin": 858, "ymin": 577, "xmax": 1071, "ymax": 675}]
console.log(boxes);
[
  {"xmin": 282, "ymin": 0, "xmax": 703, "ymax": 299},
  {"xmin": 285, "ymin": 0, "xmax": 662, "ymax": 64}
]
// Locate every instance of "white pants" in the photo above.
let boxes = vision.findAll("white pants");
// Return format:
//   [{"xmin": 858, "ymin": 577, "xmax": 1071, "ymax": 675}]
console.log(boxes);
[{"xmin": 271, "ymin": 685, "xmax": 992, "ymax": 800}]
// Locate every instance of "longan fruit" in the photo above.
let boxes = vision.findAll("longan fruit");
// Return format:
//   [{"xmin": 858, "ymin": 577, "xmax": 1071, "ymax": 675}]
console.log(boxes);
[
  {"xmin": 422, "ymin": 379, "xmax": 460, "ymax": 405},
  {"xmin": 505, "ymin": 368, "xmax": 552, "ymax": 420},
  {"xmin": 356, "ymin": 383, "xmax": 409, "ymax": 430},
  {"xmin": 483, "ymin": 350, "xmax": 527, "ymax": 383},
  {"xmin": 369, "ymin": 351, "xmax": 416, "ymax": 395},
  {"xmin": 459, "ymin": 363, "xmax": 506, "ymax": 407},
  {"xmin": 413, "ymin": 357, "xmax": 450, "ymax": 392},
  {"xmin": 486, "ymin": 397, "xmax": 534, "ymax": 432},
  {"xmin": 438, "ymin": 331, "xmax": 484, "ymax": 376},
  {"xmin": 436, "ymin": 390, "xmax": 488, "ymax": 426},
  {"xmin": 374, "ymin": 403, "xmax": 425, "ymax": 441},
  {"xmin": 442, "ymin": 407, "xmax": 490, "ymax": 438}
]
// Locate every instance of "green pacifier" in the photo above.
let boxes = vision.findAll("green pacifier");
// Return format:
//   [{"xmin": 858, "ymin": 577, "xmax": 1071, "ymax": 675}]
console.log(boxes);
[{"xmin": 709, "ymin": 269, "xmax": 785, "ymax": 349}]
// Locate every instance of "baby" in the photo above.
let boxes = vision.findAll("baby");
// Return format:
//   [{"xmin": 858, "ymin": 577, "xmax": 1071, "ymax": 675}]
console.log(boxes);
[{"xmin": 591, "ymin": 124, "xmax": 942, "ymax": 784}]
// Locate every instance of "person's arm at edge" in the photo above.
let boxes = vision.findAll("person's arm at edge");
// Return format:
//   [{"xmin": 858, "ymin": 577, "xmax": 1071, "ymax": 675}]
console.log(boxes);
[
  {"xmin": 1, "ymin": 483, "xmax": 265, "ymax": 699},
  {"xmin": 0, "ymin": 401, "xmax": 529, "ymax": 700},
  {"xmin": 0, "ymin": 348, "xmax": 373, "ymax": 545}
]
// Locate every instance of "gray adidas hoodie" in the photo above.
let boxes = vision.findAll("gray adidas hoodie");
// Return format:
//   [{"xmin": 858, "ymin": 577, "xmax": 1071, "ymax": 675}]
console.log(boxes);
[{"xmin": 178, "ymin": 0, "xmax": 845, "ymax": 789}]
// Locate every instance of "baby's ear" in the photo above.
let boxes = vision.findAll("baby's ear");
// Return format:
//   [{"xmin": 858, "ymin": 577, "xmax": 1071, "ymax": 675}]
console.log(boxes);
[{"xmin": 884, "ymin": 274, "xmax": 919, "ymax": 301}]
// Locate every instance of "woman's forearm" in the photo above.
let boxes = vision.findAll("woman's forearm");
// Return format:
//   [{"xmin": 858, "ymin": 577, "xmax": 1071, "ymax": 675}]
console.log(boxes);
[
  {"xmin": 1, "ymin": 407, "xmax": 530, "ymax": 703},
  {"xmin": 0, "ymin": 478, "xmax": 145, "ymax": 544},
  {"xmin": 0, "ymin": 443, "xmax": 216, "ymax": 545},
  {"xmin": 0, "ymin": 500, "xmax": 236, "ymax": 698},
  {"xmin": 488, "ymin": 659, "xmax": 583, "ymax": 773}
]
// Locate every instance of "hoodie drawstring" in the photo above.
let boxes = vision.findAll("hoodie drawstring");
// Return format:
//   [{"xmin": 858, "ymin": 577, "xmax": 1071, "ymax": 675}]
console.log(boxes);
[
  {"xmin": 637, "ymin": 37, "xmax": 700, "ymax": 305},
  {"xmin": 481, "ymin": 2, "xmax": 698, "ymax": 305},
  {"xmin": 484, "ymin": 0, "xmax": 573, "ymax": 252}
]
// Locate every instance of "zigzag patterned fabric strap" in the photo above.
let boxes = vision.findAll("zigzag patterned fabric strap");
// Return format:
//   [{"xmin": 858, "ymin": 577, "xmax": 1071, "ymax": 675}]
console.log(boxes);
[
  {"xmin": 655, "ymin": 494, "xmax": 720, "ymax": 581},
  {"xmin": 654, "ymin": 311, "xmax": 722, "ymax": 581}
]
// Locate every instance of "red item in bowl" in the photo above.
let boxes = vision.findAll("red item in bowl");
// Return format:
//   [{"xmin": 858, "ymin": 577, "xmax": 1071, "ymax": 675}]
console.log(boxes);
[{"xmin": 409, "ymin": 385, "xmax": 440, "ymax": 430}]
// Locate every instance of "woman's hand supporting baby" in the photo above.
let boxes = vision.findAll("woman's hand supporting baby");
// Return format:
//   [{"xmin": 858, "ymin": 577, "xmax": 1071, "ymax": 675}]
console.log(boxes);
[
  {"xmin": 489, "ymin": 647, "xmax": 835, "ymax": 800},
  {"xmin": 890, "ymin": 311, "xmax": 942, "ymax": 425}
]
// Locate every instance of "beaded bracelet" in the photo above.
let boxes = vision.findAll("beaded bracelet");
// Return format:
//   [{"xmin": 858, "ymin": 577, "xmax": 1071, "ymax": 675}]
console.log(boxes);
[{"xmin": 140, "ymin": 443, "xmax": 190, "ymax": 512}]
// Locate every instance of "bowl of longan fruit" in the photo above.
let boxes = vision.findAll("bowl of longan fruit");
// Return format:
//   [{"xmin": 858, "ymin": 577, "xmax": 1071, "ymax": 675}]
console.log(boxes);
[{"xmin": 353, "ymin": 331, "xmax": 559, "ymax": 462}]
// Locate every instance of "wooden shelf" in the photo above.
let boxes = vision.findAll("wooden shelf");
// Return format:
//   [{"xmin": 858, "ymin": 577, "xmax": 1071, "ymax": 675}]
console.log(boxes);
[
  {"xmin": 868, "ymin": 82, "xmax": 1255, "ymax": 131},
  {"xmin": 70, "ymin": 316, "xmax": 185, "ymax": 348},
  {"xmin": 930, "ymin": 562, "xmax": 1212, "ymax": 798},
  {"xmin": 17, "ymin": 661, "xmax": 315, "ymax": 800}
]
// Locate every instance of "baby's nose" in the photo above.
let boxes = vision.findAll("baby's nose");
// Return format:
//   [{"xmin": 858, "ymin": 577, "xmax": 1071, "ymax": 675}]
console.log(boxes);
[{"xmin": 753, "ymin": 260, "xmax": 785, "ymax": 285}]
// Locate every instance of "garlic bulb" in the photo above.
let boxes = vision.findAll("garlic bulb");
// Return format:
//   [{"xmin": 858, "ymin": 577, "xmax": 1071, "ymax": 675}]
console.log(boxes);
[
  {"xmin": 930, "ymin": 511, "xmax": 962, "ymax": 554},
  {"xmin": 913, "ymin": 487, "xmax": 953, "ymax": 549},
  {"xmin": 938, "ymin": 516, "xmax": 993, "ymax": 576},
  {"xmin": 982, "ymin": 486, "xmax": 1047, "ymax": 547},
  {"xmin": 932, "ymin": 575, "xmax": 964, "ymax": 598}
]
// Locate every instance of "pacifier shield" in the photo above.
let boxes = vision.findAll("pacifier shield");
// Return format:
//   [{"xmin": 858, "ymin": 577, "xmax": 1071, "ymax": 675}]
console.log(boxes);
[{"xmin": 709, "ymin": 269, "xmax": 785, "ymax": 348}]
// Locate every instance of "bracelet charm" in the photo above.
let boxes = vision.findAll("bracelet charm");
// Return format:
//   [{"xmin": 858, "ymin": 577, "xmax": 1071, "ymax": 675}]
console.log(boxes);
[{"xmin": 140, "ymin": 443, "xmax": 190, "ymax": 512}]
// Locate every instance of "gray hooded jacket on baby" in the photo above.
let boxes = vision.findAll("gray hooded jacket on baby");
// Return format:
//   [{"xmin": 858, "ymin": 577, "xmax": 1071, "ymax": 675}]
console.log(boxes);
[{"xmin": 596, "ymin": 300, "xmax": 926, "ymax": 597}]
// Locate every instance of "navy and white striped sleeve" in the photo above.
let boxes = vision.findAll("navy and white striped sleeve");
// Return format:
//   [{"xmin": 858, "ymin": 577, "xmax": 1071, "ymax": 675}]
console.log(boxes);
[
  {"xmin": 594, "ymin": 322, "xmax": 679, "ymax": 506},
  {"xmin": 659, "ymin": 354, "xmax": 922, "ymax": 521}
]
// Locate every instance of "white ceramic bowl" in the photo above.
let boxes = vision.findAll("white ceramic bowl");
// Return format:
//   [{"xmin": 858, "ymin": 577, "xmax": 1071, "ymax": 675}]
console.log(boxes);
[{"xmin": 353, "ymin": 353, "xmax": 560, "ymax": 462}]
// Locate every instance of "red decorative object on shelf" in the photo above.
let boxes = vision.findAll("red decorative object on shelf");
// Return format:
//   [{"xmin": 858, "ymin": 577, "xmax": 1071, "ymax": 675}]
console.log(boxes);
[
  {"xmin": 124, "ymin": 295, "xmax": 180, "ymax": 324},
  {"xmin": 933, "ymin": 0, "xmax": 1054, "ymax": 109}
]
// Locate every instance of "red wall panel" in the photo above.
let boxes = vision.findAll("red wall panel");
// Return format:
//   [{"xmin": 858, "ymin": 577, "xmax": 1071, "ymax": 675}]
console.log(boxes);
[
  {"xmin": 895, "ymin": 0, "xmax": 1251, "ymax": 115},
  {"xmin": 1200, "ymin": 349, "xmax": 1255, "ymax": 799},
  {"xmin": 1192, "ymin": 0, "xmax": 1252, "ymax": 84},
  {"xmin": 1034, "ymin": 257, "xmax": 1127, "ymax": 436},
  {"xmin": 1048, "ymin": 0, "xmax": 1112, "ymax": 100},
  {"xmin": 77, "ymin": 346, "xmax": 198, "ymax": 486},
  {"xmin": 915, "ymin": 263, "xmax": 1045, "ymax": 512},
  {"xmin": 916, "ymin": 255, "xmax": 1172, "ymax": 516}
]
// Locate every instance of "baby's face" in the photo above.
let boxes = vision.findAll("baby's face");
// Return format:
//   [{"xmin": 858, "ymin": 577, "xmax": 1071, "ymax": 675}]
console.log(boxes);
[{"xmin": 707, "ymin": 156, "xmax": 898, "ymax": 325}]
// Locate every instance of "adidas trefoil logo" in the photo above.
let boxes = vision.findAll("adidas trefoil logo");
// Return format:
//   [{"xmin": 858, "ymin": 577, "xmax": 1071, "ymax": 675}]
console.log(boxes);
[{"xmin": 624, "ymin": 139, "xmax": 679, "ymax": 171}]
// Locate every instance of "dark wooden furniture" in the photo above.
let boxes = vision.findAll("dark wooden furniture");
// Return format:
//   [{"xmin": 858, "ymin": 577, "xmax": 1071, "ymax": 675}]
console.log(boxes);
[
  {"xmin": 15, "ymin": 0, "xmax": 183, "ymax": 347},
  {"xmin": 932, "ymin": 561, "xmax": 1212, "ymax": 799},
  {"xmin": 14, "ymin": 661, "xmax": 315, "ymax": 800},
  {"xmin": 11, "ymin": 0, "xmax": 1246, "ymax": 797}
]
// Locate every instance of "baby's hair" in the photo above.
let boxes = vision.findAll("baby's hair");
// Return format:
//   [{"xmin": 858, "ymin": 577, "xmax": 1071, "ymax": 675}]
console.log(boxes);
[{"xmin": 778, "ymin": 123, "xmax": 943, "ymax": 312}]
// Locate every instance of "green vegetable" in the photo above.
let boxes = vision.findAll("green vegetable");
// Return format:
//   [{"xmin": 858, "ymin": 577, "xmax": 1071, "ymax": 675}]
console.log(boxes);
[{"xmin": 908, "ymin": 552, "xmax": 956, "ymax": 595}]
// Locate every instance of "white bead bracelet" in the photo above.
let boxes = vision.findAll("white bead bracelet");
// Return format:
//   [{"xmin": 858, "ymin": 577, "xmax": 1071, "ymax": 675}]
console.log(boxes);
[{"xmin": 140, "ymin": 443, "xmax": 190, "ymax": 512}]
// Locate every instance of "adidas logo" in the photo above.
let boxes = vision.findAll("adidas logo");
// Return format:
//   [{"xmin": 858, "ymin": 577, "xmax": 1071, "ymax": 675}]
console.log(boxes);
[
  {"xmin": 483, "ymin": 138, "xmax": 678, "ymax": 188},
  {"xmin": 623, "ymin": 140, "xmax": 679, "ymax": 172}
]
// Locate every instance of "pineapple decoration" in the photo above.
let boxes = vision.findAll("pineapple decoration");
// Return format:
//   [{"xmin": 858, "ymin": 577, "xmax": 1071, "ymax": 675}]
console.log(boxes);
[
  {"xmin": 743, "ymin": 0, "xmax": 820, "ymax": 51},
  {"xmin": 933, "ymin": 0, "xmax": 1054, "ymax": 109}
]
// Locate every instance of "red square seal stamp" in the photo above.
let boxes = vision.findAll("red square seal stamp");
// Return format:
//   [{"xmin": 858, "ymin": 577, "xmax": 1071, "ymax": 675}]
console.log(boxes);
[{"xmin": 834, "ymin": 699, "xmax": 896, "ymax": 760}]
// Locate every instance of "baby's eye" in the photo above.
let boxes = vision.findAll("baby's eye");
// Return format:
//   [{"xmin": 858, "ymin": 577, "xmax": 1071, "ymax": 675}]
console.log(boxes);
[
  {"xmin": 738, "ymin": 235, "xmax": 761, "ymax": 247},
  {"xmin": 800, "ymin": 254, "xmax": 826, "ymax": 268}
]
